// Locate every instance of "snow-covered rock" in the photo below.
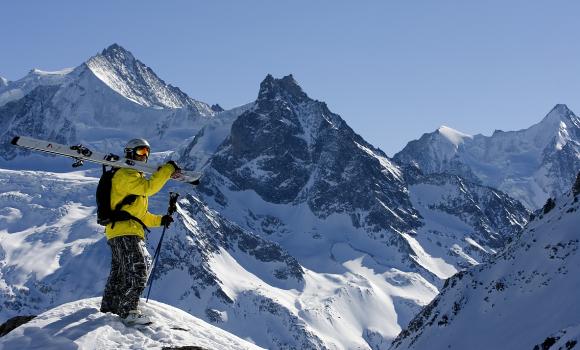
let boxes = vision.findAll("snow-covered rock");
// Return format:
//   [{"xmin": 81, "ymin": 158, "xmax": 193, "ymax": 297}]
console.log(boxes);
[
  {"xmin": 171, "ymin": 102, "xmax": 255, "ymax": 171},
  {"xmin": 0, "ymin": 298, "xmax": 264, "ymax": 350},
  {"xmin": 390, "ymin": 172, "xmax": 580, "ymax": 350},
  {"xmin": 85, "ymin": 43, "xmax": 211, "ymax": 111},
  {"xmin": 0, "ymin": 77, "xmax": 9, "ymax": 88},
  {"xmin": 407, "ymin": 171, "xmax": 528, "ymax": 270},
  {"xmin": 0, "ymin": 68, "xmax": 72, "ymax": 107},
  {"xmin": 395, "ymin": 104, "xmax": 580, "ymax": 209}
]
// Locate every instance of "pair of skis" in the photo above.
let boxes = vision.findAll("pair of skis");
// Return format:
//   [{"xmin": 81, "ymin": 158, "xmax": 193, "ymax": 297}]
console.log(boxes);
[{"xmin": 11, "ymin": 136, "xmax": 201, "ymax": 185}]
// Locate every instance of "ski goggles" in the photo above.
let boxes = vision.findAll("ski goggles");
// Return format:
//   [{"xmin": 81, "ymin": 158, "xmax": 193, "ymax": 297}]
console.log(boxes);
[{"xmin": 134, "ymin": 146, "xmax": 150, "ymax": 157}]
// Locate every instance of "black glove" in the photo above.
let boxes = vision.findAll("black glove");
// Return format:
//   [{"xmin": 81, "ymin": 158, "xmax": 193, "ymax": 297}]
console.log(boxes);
[
  {"xmin": 161, "ymin": 215, "xmax": 174, "ymax": 228},
  {"xmin": 166, "ymin": 160, "xmax": 181, "ymax": 172}
]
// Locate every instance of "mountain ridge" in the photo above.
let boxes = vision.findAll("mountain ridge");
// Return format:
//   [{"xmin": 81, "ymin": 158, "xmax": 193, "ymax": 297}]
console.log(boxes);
[
  {"xmin": 390, "ymin": 171, "xmax": 580, "ymax": 350},
  {"xmin": 0, "ymin": 44, "xmax": 222, "ymax": 161},
  {"xmin": 394, "ymin": 104, "xmax": 580, "ymax": 209},
  {"xmin": 86, "ymin": 43, "xmax": 212, "ymax": 111}
]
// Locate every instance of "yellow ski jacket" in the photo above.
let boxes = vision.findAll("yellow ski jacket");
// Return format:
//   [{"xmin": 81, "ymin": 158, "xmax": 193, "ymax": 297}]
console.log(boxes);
[{"xmin": 104, "ymin": 164, "xmax": 175, "ymax": 240}]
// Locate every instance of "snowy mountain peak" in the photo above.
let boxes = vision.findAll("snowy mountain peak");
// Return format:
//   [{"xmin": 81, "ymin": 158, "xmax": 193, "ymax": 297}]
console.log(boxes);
[
  {"xmin": 258, "ymin": 74, "xmax": 308, "ymax": 103},
  {"xmin": 211, "ymin": 103, "xmax": 224, "ymax": 112},
  {"xmin": 537, "ymin": 103, "xmax": 579, "ymax": 130},
  {"xmin": 545, "ymin": 103, "xmax": 574, "ymax": 119},
  {"xmin": 0, "ymin": 76, "xmax": 10, "ymax": 87},
  {"xmin": 85, "ymin": 43, "xmax": 212, "ymax": 110},
  {"xmin": 436, "ymin": 125, "xmax": 472, "ymax": 147},
  {"xmin": 396, "ymin": 104, "xmax": 580, "ymax": 209},
  {"xmin": 99, "ymin": 42, "xmax": 136, "ymax": 62}
]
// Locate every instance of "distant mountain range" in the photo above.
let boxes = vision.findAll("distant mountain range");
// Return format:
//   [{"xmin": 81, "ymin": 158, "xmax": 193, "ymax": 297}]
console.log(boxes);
[
  {"xmin": 0, "ymin": 44, "xmax": 577, "ymax": 349},
  {"xmin": 394, "ymin": 104, "xmax": 580, "ymax": 210}
]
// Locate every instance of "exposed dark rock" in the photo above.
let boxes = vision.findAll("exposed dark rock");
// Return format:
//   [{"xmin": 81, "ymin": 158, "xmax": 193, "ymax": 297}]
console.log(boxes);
[
  {"xmin": 0, "ymin": 315, "xmax": 36, "ymax": 337},
  {"xmin": 543, "ymin": 198, "xmax": 556, "ymax": 214},
  {"xmin": 207, "ymin": 74, "xmax": 422, "ymax": 235},
  {"xmin": 211, "ymin": 104, "xmax": 224, "ymax": 112},
  {"xmin": 573, "ymin": 171, "xmax": 580, "ymax": 196}
]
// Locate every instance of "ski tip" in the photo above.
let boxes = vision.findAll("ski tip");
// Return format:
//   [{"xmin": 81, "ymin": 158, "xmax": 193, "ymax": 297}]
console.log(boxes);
[{"xmin": 10, "ymin": 136, "xmax": 20, "ymax": 146}]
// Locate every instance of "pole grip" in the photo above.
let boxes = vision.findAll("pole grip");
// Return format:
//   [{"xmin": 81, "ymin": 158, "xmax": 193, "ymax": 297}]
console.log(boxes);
[{"xmin": 167, "ymin": 192, "xmax": 179, "ymax": 216}]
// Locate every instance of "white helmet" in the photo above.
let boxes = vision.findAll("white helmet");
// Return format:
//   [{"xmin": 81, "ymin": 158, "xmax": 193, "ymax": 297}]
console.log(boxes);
[
  {"xmin": 124, "ymin": 138, "xmax": 151, "ymax": 159},
  {"xmin": 125, "ymin": 138, "xmax": 150, "ymax": 150}
]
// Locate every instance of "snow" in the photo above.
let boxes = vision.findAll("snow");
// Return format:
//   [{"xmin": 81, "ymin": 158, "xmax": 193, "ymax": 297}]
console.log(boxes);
[
  {"xmin": 0, "ymin": 298, "xmax": 265, "ymax": 350},
  {"xmin": 392, "ymin": 189, "xmax": 580, "ymax": 350},
  {"xmin": 0, "ymin": 169, "xmax": 100, "ymax": 283},
  {"xmin": 437, "ymin": 125, "xmax": 472, "ymax": 147},
  {"xmin": 236, "ymin": 155, "xmax": 277, "ymax": 180},
  {"xmin": 399, "ymin": 232, "xmax": 457, "ymax": 279},
  {"xmin": 30, "ymin": 68, "xmax": 75, "ymax": 76},
  {"xmin": 0, "ymin": 67, "xmax": 74, "ymax": 107},
  {"xmin": 193, "ymin": 178, "xmax": 442, "ymax": 348},
  {"xmin": 464, "ymin": 237, "xmax": 489, "ymax": 253},
  {"xmin": 354, "ymin": 142, "xmax": 403, "ymax": 182},
  {"xmin": 1, "ymin": 44, "xmax": 217, "ymax": 159},
  {"xmin": 208, "ymin": 244, "xmax": 438, "ymax": 349},
  {"xmin": 1, "ymin": 202, "xmax": 95, "ymax": 280},
  {"xmin": 85, "ymin": 48, "xmax": 212, "ymax": 111},
  {"xmin": 398, "ymin": 105, "xmax": 580, "ymax": 210}
]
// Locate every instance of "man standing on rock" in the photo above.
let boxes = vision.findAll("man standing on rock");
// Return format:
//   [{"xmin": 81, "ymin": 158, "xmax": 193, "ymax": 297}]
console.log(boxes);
[{"xmin": 99, "ymin": 138, "xmax": 180, "ymax": 326}]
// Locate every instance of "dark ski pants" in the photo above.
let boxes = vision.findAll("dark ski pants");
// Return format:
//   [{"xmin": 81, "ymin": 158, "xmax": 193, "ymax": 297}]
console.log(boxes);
[{"xmin": 100, "ymin": 235, "xmax": 151, "ymax": 318}]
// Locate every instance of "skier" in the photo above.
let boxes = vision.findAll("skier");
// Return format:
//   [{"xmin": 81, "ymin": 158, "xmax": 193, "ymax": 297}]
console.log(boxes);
[{"xmin": 99, "ymin": 138, "xmax": 180, "ymax": 325}]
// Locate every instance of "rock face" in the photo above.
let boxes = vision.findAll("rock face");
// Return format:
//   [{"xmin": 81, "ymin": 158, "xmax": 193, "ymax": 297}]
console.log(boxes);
[
  {"xmin": 195, "ymin": 75, "xmax": 528, "ymax": 266},
  {"xmin": 85, "ymin": 44, "xmax": 210, "ymax": 110},
  {"xmin": 395, "ymin": 104, "xmax": 580, "ymax": 210},
  {"xmin": 205, "ymin": 74, "xmax": 421, "ymax": 235},
  {"xmin": 0, "ymin": 315, "xmax": 36, "ymax": 337},
  {"xmin": 390, "ymin": 172, "xmax": 580, "ymax": 350},
  {"xmin": 173, "ymin": 102, "xmax": 254, "ymax": 171},
  {"xmin": 406, "ymin": 171, "xmax": 529, "ymax": 270},
  {"xmin": 0, "ymin": 85, "xmax": 76, "ymax": 161}
]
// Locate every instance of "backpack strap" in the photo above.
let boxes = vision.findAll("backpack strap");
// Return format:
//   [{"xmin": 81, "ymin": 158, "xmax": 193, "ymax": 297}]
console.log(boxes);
[{"xmin": 110, "ymin": 194, "xmax": 151, "ymax": 233}]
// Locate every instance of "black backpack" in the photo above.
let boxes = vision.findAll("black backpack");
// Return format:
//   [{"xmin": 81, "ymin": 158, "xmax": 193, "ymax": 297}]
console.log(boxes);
[{"xmin": 96, "ymin": 166, "xmax": 150, "ymax": 232}]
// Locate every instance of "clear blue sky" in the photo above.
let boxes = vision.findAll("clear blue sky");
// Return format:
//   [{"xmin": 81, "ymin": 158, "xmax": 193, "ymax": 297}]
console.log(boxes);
[{"xmin": 2, "ymin": 0, "xmax": 579, "ymax": 155}]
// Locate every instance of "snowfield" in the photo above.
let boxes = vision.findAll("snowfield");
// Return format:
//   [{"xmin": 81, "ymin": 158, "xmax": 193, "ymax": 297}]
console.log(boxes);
[{"xmin": 0, "ymin": 297, "xmax": 265, "ymax": 350}]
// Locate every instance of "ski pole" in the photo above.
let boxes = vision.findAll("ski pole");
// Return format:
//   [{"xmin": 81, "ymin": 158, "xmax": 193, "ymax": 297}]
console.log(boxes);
[{"xmin": 145, "ymin": 192, "xmax": 179, "ymax": 302}]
